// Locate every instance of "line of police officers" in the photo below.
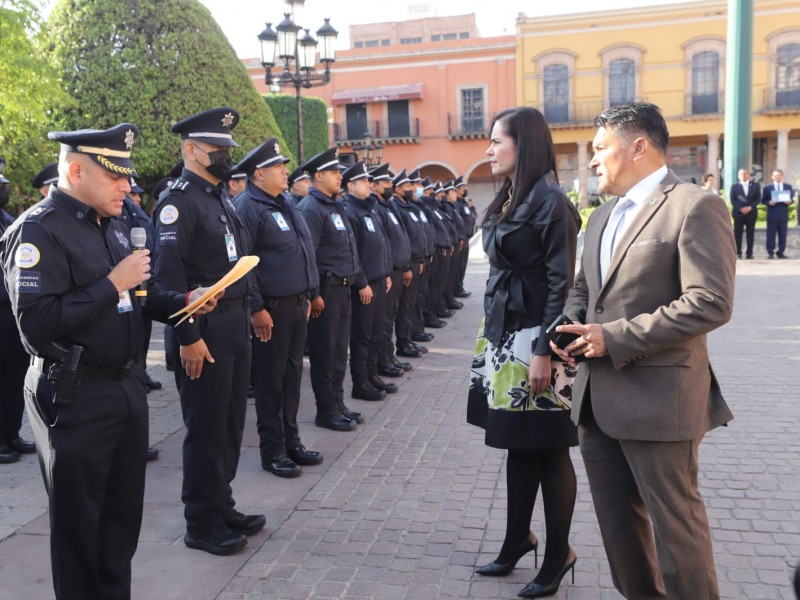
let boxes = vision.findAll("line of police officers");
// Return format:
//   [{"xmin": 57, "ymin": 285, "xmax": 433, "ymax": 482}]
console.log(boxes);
[{"xmin": 0, "ymin": 106, "xmax": 475, "ymax": 600}]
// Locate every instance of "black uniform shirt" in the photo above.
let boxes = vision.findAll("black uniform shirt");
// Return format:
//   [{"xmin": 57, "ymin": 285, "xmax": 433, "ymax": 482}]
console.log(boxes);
[
  {"xmin": 441, "ymin": 200, "xmax": 467, "ymax": 241},
  {"xmin": 392, "ymin": 195, "xmax": 427, "ymax": 261},
  {"xmin": 152, "ymin": 169, "xmax": 254, "ymax": 346},
  {"xmin": 343, "ymin": 194, "xmax": 392, "ymax": 287},
  {"xmin": 456, "ymin": 197, "xmax": 475, "ymax": 237},
  {"xmin": 0, "ymin": 189, "xmax": 183, "ymax": 367},
  {"xmin": 374, "ymin": 195, "xmax": 411, "ymax": 272},
  {"xmin": 235, "ymin": 181, "xmax": 319, "ymax": 299},
  {"xmin": 296, "ymin": 187, "xmax": 360, "ymax": 279},
  {"xmin": 410, "ymin": 197, "xmax": 436, "ymax": 256},
  {"xmin": 421, "ymin": 196, "xmax": 452, "ymax": 249}
]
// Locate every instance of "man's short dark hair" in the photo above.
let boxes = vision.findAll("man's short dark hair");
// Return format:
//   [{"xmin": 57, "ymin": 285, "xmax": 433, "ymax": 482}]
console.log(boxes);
[{"xmin": 594, "ymin": 102, "xmax": 669, "ymax": 153}]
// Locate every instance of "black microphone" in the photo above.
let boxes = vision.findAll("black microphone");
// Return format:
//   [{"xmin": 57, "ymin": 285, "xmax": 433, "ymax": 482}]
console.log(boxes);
[{"xmin": 130, "ymin": 227, "xmax": 148, "ymax": 306}]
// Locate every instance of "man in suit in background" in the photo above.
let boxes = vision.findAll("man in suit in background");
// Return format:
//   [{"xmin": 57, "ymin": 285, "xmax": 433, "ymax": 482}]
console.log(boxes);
[
  {"xmin": 729, "ymin": 167, "xmax": 760, "ymax": 259},
  {"xmin": 762, "ymin": 168, "xmax": 794, "ymax": 258},
  {"xmin": 553, "ymin": 102, "xmax": 736, "ymax": 599}
]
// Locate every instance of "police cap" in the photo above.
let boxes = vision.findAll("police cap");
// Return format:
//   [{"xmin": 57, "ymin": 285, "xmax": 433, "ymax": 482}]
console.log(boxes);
[
  {"xmin": 0, "ymin": 174, "xmax": 10, "ymax": 185},
  {"xmin": 392, "ymin": 169, "xmax": 410, "ymax": 187},
  {"xmin": 443, "ymin": 179, "xmax": 456, "ymax": 192},
  {"xmin": 422, "ymin": 177, "xmax": 434, "ymax": 191},
  {"xmin": 408, "ymin": 168, "xmax": 422, "ymax": 183},
  {"xmin": 368, "ymin": 163, "xmax": 392, "ymax": 182},
  {"xmin": 342, "ymin": 161, "xmax": 370, "ymax": 187},
  {"xmin": 31, "ymin": 162, "xmax": 59, "ymax": 189},
  {"xmin": 229, "ymin": 169, "xmax": 247, "ymax": 181},
  {"xmin": 288, "ymin": 166, "xmax": 310, "ymax": 188},
  {"xmin": 171, "ymin": 107, "xmax": 239, "ymax": 147},
  {"xmin": 302, "ymin": 147, "xmax": 341, "ymax": 175},
  {"xmin": 48, "ymin": 123, "xmax": 139, "ymax": 177},
  {"xmin": 129, "ymin": 177, "xmax": 145, "ymax": 194},
  {"xmin": 455, "ymin": 176, "xmax": 466, "ymax": 188},
  {"xmin": 234, "ymin": 137, "xmax": 290, "ymax": 175}
]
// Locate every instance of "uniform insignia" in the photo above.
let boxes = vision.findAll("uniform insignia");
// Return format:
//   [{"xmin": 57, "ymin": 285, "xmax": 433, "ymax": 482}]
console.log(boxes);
[
  {"xmin": 25, "ymin": 205, "xmax": 54, "ymax": 223},
  {"xmin": 274, "ymin": 142, "xmax": 280, "ymax": 155},
  {"xmin": 31, "ymin": 207, "xmax": 45, "ymax": 216},
  {"xmin": 76, "ymin": 211, "xmax": 85, "ymax": 220},
  {"xmin": 15, "ymin": 243, "xmax": 41, "ymax": 268},
  {"xmin": 160, "ymin": 204, "xmax": 179, "ymax": 225},
  {"xmin": 221, "ymin": 112, "xmax": 235, "ymax": 128},
  {"xmin": 124, "ymin": 129, "xmax": 135, "ymax": 149},
  {"xmin": 115, "ymin": 230, "xmax": 130, "ymax": 249}
]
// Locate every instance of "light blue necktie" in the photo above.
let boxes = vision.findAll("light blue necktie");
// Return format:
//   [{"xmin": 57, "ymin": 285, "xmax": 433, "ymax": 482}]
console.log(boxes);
[{"xmin": 600, "ymin": 197, "xmax": 633, "ymax": 282}]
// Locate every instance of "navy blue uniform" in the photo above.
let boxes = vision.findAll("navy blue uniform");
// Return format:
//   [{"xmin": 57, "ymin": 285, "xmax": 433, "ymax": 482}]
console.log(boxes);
[
  {"xmin": 441, "ymin": 199, "xmax": 466, "ymax": 304},
  {"xmin": 236, "ymin": 183, "xmax": 318, "ymax": 460},
  {"xmin": 455, "ymin": 197, "xmax": 475, "ymax": 292},
  {"xmin": 392, "ymin": 195, "xmax": 426, "ymax": 347},
  {"xmin": 297, "ymin": 187, "xmax": 360, "ymax": 418},
  {"xmin": 152, "ymin": 169, "xmax": 255, "ymax": 533},
  {"xmin": 1, "ymin": 189, "xmax": 184, "ymax": 600},
  {"xmin": 421, "ymin": 195, "xmax": 452, "ymax": 322}
]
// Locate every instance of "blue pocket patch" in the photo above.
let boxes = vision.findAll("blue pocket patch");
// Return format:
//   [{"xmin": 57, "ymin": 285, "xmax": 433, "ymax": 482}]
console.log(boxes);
[
  {"xmin": 159, "ymin": 227, "xmax": 178, "ymax": 246},
  {"xmin": 16, "ymin": 271, "xmax": 41, "ymax": 293}
]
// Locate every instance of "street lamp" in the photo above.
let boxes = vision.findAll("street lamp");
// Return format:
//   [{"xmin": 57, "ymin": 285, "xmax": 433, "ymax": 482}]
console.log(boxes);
[
  {"xmin": 353, "ymin": 132, "xmax": 384, "ymax": 166},
  {"xmin": 258, "ymin": 1, "xmax": 338, "ymax": 163}
]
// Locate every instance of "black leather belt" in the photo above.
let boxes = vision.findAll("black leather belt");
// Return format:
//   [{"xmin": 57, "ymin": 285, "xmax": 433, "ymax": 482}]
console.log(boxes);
[
  {"xmin": 368, "ymin": 277, "xmax": 386, "ymax": 286},
  {"xmin": 264, "ymin": 294, "xmax": 307, "ymax": 308},
  {"xmin": 31, "ymin": 356, "xmax": 135, "ymax": 383},
  {"xmin": 328, "ymin": 276, "xmax": 353, "ymax": 286},
  {"xmin": 215, "ymin": 297, "xmax": 250, "ymax": 313}
]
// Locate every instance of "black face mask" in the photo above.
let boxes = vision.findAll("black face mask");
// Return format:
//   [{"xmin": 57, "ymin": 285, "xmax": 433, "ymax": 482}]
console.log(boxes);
[
  {"xmin": 463, "ymin": 187, "xmax": 469, "ymax": 196},
  {"xmin": 403, "ymin": 189, "xmax": 415, "ymax": 202},
  {"xmin": 198, "ymin": 147, "xmax": 233, "ymax": 180},
  {"xmin": 381, "ymin": 187, "xmax": 394, "ymax": 201},
  {"xmin": 0, "ymin": 187, "xmax": 9, "ymax": 209}
]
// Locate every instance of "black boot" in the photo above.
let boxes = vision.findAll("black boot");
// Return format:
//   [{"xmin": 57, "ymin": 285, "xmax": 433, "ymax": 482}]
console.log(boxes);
[{"xmin": 368, "ymin": 375, "xmax": 398, "ymax": 394}]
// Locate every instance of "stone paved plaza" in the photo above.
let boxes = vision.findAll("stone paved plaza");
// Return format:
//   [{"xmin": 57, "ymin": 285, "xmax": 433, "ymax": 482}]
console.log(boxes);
[{"xmin": 0, "ymin": 236, "xmax": 798, "ymax": 599}]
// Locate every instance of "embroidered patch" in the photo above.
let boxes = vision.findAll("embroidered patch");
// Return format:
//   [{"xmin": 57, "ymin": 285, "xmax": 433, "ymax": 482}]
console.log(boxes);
[
  {"xmin": 15, "ymin": 243, "xmax": 40, "ymax": 268},
  {"xmin": 16, "ymin": 271, "xmax": 41, "ymax": 293},
  {"xmin": 114, "ymin": 230, "xmax": 130, "ymax": 250},
  {"xmin": 160, "ymin": 205, "xmax": 179, "ymax": 225},
  {"xmin": 159, "ymin": 227, "xmax": 178, "ymax": 246}
]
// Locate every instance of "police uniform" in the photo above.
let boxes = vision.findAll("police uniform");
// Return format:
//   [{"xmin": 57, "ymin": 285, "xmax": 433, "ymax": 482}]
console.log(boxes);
[
  {"xmin": 288, "ymin": 166, "xmax": 310, "ymax": 204},
  {"xmin": 151, "ymin": 107, "xmax": 265, "ymax": 555},
  {"xmin": 31, "ymin": 162, "xmax": 59, "ymax": 199},
  {"xmin": 420, "ymin": 179, "xmax": 451, "ymax": 329},
  {"xmin": 407, "ymin": 170, "xmax": 435, "ymax": 343},
  {"xmin": 296, "ymin": 148, "xmax": 362, "ymax": 431},
  {"xmin": 233, "ymin": 139, "xmax": 322, "ymax": 477},
  {"xmin": 454, "ymin": 176, "xmax": 475, "ymax": 297},
  {"xmin": 342, "ymin": 162, "xmax": 393, "ymax": 400},
  {"xmin": 0, "ymin": 125, "xmax": 184, "ymax": 599},
  {"xmin": 441, "ymin": 180, "xmax": 466, "ymax": 309}
]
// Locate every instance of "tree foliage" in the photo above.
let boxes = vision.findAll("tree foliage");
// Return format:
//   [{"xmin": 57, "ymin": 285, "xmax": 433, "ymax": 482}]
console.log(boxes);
[
  {"xmin": 264, "ymin": 95, "xmax": 330, "ymax": 165},
  {"xmin": 0, "ymin": 0, "xmax": 73, "ymax": 210},
  {"xmin": 46, "ymin": 0, "xmax": 292, "ymax": 191}
]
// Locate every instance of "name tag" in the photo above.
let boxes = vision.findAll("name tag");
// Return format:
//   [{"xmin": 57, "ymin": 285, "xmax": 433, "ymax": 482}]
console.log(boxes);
[
  {"xmin": 332, "ymin": 213, "xmax": 346, "ymax": 231},
  {"xmin": 273, "ymin": 212, "xmax": 290, "ymax": 231},
  {"xmin": 389, "ymin": 212, "xmax": 400, "ymax": 225},
  {"xmin": 364, "ymin": 216, "xmax": 375, "ymax": 232},
  {"xmin": 118, "ymin": 290, "xmax": 134, "ymax": 313},
  {"xmin": 410, "ymin": 212, "xmax": 419, "ymax": 223},
  {"xmin": 418, "ymin": 211, "xmax": 428, "ymax": 223},
  {"xmin": 225, "ymin": 230, "xmax": 238, "ymax": 262}
]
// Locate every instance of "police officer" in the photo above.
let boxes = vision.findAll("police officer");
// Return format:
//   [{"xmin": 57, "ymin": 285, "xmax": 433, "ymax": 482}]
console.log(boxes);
[
  {"xmin": 288, "ymin": 166, "xmax": 311, "ymax": 203},
  {"xmin": 419, "ymin": 178, "xmax": 450, "ymax": 329},
  {"xmin": 0, "ymin": 124, "xmax": 208, "ymax": 599},
  {"xmin": 234, "ymin": 138, "xmax": 323, "ymax": 478},
  {"xmin": 297, "ymin": 147, "xmax": 363, "ymax": 431},
  {"xmin": 0, "ymin": 173, "xmax": 36, "ymax": 464},
  {"xmin": 369, "ymin": 164, "xmax": 413, "ymax": 378},
  {"xmin": 407, "ymin": 169, "xmax": 435, "ymax": 345},
  {"xmin": 342, "ymin": 162, "xmax": 394, "ymax": 400},
  {"xmin": 454, "ymin": 175, "xmax": 474, "ymax": 297},
  {"xmin": 441, "ymin": 179, "xmax": 465, "ymax": 311},
  {"xmin": 31, "ymin": 162, "xmax": 59, "ymax": 199},
  {"xmin": 151, "ymin": 107, "xmax": 266, "ymax": 556},
  {"xmin": 227, "ymin": 168, "xmax": 247, "ymax": 199}
]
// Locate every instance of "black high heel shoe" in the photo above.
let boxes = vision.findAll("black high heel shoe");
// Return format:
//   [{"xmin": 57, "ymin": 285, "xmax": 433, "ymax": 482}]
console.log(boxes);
[
  {"xmin": 474, "ymin": 533, "xmax": 539, "ymax": 576},
  {"xmin": 517, "ymin": 546, "xmax": 576, "ymax": 598}
]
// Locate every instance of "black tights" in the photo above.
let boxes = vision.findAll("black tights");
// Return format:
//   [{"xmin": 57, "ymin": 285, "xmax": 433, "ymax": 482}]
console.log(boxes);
[{"xmin": 497, "ymin": 447, "xmax": 577, "ymax": 583}]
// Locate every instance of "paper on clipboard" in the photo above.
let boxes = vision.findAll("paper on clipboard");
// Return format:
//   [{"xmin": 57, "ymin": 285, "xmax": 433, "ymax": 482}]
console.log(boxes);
[
  {"xmin": 169, "ymin": 255, "xmax": 260, "ymax": 326},
  {"xmin": 776, "ymin": 190, "xmax": 792, "ymax": 204}
]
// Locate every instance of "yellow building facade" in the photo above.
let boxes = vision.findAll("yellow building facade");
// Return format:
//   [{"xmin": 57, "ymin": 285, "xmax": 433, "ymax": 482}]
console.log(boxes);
[{"xmin": 516, "ymin": 0, "xmax": 800, "ymax": 204}]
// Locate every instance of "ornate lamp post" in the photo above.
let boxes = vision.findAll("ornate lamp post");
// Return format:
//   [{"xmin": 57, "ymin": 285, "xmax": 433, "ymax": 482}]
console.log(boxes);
[
  {"xmin": 353, "ymin": 132, "xmax": 384, "ymax": 166},
  {"xmin": 258, "ymin": 1, "xmax": 338, "ymax": 163}
]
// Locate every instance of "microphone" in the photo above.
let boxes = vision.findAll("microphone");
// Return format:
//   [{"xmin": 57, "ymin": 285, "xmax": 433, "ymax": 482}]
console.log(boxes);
[{"xmin": 130, "ymin": 227, "xmax": 148, "ymax": 306}]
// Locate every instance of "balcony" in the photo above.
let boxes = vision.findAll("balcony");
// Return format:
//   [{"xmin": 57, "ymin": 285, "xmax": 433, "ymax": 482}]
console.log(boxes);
[
  {"xmin": 761, "ymin": 87, "xmax": 800, "ymax": 115},
  {"xmin": 332, "ymin": 119, "xmax": 420, "ymax": 145},
  {"xmin": 682, "ymin": 91, "xmax": 725, "ymax": 120},
  {"xmin": 447, "ymin": 113, "xmax": 489, "ymax": 139}
]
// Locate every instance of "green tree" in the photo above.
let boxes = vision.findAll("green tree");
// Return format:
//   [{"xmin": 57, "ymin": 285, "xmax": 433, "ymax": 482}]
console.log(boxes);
[
  {"xmin": 264, "ymin": 95, "xmax": 330, "ymax": 165},
  {"xmin": 46, "ymin": 0, "xmax": 291, "ymax": 190},
  {"xmin": 0, "ymin": 0, "xmax": 73, "ymax": 210}
]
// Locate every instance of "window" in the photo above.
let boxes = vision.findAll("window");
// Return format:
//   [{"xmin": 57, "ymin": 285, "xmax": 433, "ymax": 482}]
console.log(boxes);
[
  {"xmin": 460, "ymin": 87, "xmax": 485, "ymax": 133},
  {"xmin": 354, "ymin": 41, "xmax": 363, "ymax": 49},
  {"xmin": 345, "ymin": 103, "xmax": 368, "ymax": 141},
  {"xmin": 692, "ymin": 51, "xmax": 720, "ymax": 114},
  {"xmin": 381, "ymin": 39, "xmax": 390, "ymax": 46},
  {"xmin": 431, "ymin": 34, "xmax": 441, "ymax": 42},
  {"xmin": 388, "ymin": 100, "xmax": 410, "ymax": 138},
  {"xmin": 459, "ymin": 32, "xmax": 469, "ymax": 40},
  {"xmin": 609, "ymin": 59, "xmax": 635, "ymax": 106},
  {"xmin": 776, "ymin": 43, "xmax": 800, "ymax": 108},
  {"xmin": 443, "ymin": 33, "xmax": 457, "ymax": 41},
  {"xmin": 400, "ymin": 37, "xmax": 422, "ymax": 45},
  {"xmin": 365, "ymin": 40, "xmax": 379, "ymax": 48},
  {"xmin": 544, "ymin": 64, "xmax": 569, "ymax": 123}
]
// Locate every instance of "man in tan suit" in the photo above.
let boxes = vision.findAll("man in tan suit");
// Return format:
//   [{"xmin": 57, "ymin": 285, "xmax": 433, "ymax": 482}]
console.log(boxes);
[{"xmin": 552, "ymin": 102, "xmax": 735, "ymax": 599}]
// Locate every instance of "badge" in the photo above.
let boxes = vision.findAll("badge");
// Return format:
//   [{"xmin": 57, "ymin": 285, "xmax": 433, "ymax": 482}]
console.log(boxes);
[
  {"xmin": 418, "ymin": 211, "xmax": 428, "ymax": 223},
  {"xmin": 364, "ymin": 216, "xmax": 375, "ymax": 232},
  {"xmin": 389, "ymin": 212, "xmax": 400, "ymax": 225},
  {"xmin": 434, "ymin": 210, "xmax": 444, "ymax": 220},
  {"xmin": 117, "ymin": 290, "xmax": 134, "ymax": 313},
  {"xmin": 273, "ymin": 212, "xmax": 290, "ymax": 231},
  {"xmin": 225, "ymin": 230, "xmax": 238, "ymax": 262},
  {"xmin": 160, "ymin": 205, "xmax": 179, "ymax": 225},
  {"xmin": 221, "ymin": 112, "xmax": 235, "ymax": 128},
  {"xmin": 16, "ymin": 271, "xmax": 40, "ymax": 293},
  {"xmin": 463, "ymin": 206, "xmax": 470, "ymax": 215},
  {"xmin": 15, "ymin": 243, "xmax": 41, "ymax": 268},
  {"xmin": 332, "ymin": 213, "xmax": 346, "ymax": 231},
  {"xmin": 409, "ymin": 212, "xmax": 419, "ymax": 222},
  {"xmin": 124, "ymin": 129, "xmax": 135, "ymax": 149}
]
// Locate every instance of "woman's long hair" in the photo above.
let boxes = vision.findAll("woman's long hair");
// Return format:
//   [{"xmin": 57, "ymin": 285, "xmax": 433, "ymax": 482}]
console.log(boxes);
[{"xmin": 482, "ymin": 107, "xmax": 558, "ymax": 226}]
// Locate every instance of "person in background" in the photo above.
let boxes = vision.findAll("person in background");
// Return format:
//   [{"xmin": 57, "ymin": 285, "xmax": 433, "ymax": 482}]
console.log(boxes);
[
  {"xmin": 468, "ymin": 106, "xmax": 581, "ymax": 599},
  {"xmin": 700, "ymin": 173, "xmax": 717, "ymax": 195},
  {"xmin": 729, "ymin": 167, "xmax": 760, "ymax": 259},
  {"xmin": 288, "ymin": 166, "xmax": 311, "ymax": 203},
  {"xmin": 762, "ymin": 168, "xmax": 793, "ymax": 259},
  {"xmin": 31, "ymin": 163, "xmax": 60, "ymax": 200},
  {"xmin": 227, "ymin": 168, "xmax": 247, "ymax": 199}
]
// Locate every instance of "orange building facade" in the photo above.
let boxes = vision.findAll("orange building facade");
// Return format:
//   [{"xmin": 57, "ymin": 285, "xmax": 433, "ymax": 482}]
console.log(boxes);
[{"xmin": 244, "ymin": 14, "xmax": 515, "ymax": 211}]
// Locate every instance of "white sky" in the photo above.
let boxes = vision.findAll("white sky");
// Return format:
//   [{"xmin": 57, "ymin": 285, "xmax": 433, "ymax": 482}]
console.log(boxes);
[{"xmin": 203, "ymin": 0, "xmax": 700, "ymax": 59}]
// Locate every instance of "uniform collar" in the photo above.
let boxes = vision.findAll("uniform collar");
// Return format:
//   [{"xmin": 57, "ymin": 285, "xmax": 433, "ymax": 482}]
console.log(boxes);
[
  {"xmin": 309, "ymin": 186, "xmax": 336, "ymax": 205},
  {"xmin": 182, "ymin": 168, "xmax": 225, "ymax": 197},
  {"xmin": 50, "ymin": 187, "xmax": 101, "ymax": 224},
  {"xmin": 246, "ymin": 180, "xmax": 283, "ymax": 208}
]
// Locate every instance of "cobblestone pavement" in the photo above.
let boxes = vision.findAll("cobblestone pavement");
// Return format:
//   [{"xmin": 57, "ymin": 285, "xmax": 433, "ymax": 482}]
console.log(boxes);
[{"xmin": 0, "ymin": 237, "xmax": 798, "ymax": 599}]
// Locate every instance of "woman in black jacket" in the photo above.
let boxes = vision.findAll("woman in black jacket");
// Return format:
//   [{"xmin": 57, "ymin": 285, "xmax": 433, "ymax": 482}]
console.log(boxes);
[{"xmin": 467, "ymin": 106, "xmax": 581, "ymax": 598}]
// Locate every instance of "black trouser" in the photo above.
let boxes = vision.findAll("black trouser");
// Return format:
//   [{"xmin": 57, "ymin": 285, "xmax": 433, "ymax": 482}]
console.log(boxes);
[
  {"xmin": 308, "ymin": 283, "xmax": 351, "ymax": 415},
  {"xmin": 426, "ymin": 249, "xmax": 449, "ymax": 320},
  {"xmin": 733, "ymin": 211, "xmax": 757, "ymax": 257},
  {"xmin": 25, "ymin": 362, "xmax": 148, "ymax": 600},
  {"xmin": 0, "ymin": 303, "xmax": 27, "ymax": 443},
  {"xmin": 766, "ymin": 215, "xmax": 789, "ymax": 255},
  {"xmin": 412, "ymin": 258, "xmax": 431, "ymax": 336},
  {"xmin": 350, "ymin": 279, "xmax": 388, "ymax": 386},
  {"xmin": 170, "ymin": 308, "xmax": 250, "ymax": 530},
  {"xmin": 396, "ymin": 261, "xmax": 422, "ymax": 346},
  {"xmin": 254, "ymin": 298, "xmax": 308, "ymax": 460},
  {"xmin": 458, "ymin": 235, "xmax": 471, "ymax": 290},
  {"xmin": 380, "ymin": 269, "xmax": 404, "ymax": 367},
  {"xmin": 444, "ymin": 244, "xmax": 462, "ymax": 303}
]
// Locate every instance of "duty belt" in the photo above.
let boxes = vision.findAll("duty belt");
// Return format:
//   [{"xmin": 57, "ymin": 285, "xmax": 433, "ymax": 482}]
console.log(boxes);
[
  {"xmin": 31, "ymin": 356, "xmax": 135, "ymax": 383},
  {"xmin": 327, "ymin": 276, "xmax": 353, "ymax": 286},
  {"xmin": 264, "ymin": 294, "xmax": 307, "ymax": 308},
  {"xmin": 215, "ymin": 296, "xmax": 250, "ymax": 313}
]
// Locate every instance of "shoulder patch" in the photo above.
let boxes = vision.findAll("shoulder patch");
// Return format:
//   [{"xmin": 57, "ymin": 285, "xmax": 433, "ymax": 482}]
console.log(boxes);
[
  {"xmin": 159, "ymin": 205, "xmax": 179, "ymax": 225},
  {"xmin": 15, "ymin": 243, "xmax": 41, "ymax": 268},
  {"xmin": 25, "ymin": 205, "xmax": 54, "ymax": 223},
  {"xmin": 170, "ymin": 178, "xmax": 190, "ymax": 192}
]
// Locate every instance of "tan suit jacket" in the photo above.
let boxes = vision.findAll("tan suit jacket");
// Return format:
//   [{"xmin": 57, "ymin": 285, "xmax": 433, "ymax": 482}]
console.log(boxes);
[{"xmin": 564, "ymin": 170, "xmax": 735, "ymax": 441}]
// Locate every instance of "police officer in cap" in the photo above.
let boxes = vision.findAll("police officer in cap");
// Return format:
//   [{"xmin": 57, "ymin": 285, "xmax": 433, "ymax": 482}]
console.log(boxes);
[
  {"xmin": 297, "ymin": 147, "xmax": 363, "ymax": 431},
  {"xmin": 419, "ymin": 178, "xmax": 450, "ymax": 329},
  {"xmin": 342, "ymin": 162, "xmax": 395, "ymax": 400},
  {"xmin": 407, "ymin": 169, "xmax": 436, "ymax": 345},
  {"xmin": 31, "ymin": 162, "xmax": 59, "ymax": 199},
  {"xmin": 227, "ymin": 168, "xmax": 247, "ymax": 200},
  {"xmin": 454, "ymin": 175, "xmax": 474, "ymax": 297},
  {"xmin": 151, "ymin": 107, "xmax": 266, "ymax": 555},
  {"xmin": 234, "ymin": 138, "xmax": 323, "ymax": 478},
  {"xmin": 288, "ymin": 166, "xmax": 311, "ymax": 203},
  {"xmin": 441, "ymin": 179, "xmax": 466, "ymax": 311},
  {"xmin": 1, "ymin": 124, "xmax": 212, "ymax": 599}
]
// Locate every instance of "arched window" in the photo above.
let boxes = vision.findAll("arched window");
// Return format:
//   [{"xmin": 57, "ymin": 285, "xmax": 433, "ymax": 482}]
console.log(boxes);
[
  {"xmin": 609, "ymin": 59, "xmax": 635, "ymax": 106},
  {"xmin": 776, "ymin": 43, "xmax": 800, "ymax": 107},
  {"xmin": 544, "ymin": 64, "xmax": 569, "ymax": 124},
  {"xmin": 692, "ymin": 51, "xmax": 720, "ymax": 114}
]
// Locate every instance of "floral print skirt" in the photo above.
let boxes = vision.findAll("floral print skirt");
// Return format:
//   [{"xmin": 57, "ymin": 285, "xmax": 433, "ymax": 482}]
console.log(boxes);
[{"xmin": 467, "ymin": 319, "xmax": 578, "ymax": 449}]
